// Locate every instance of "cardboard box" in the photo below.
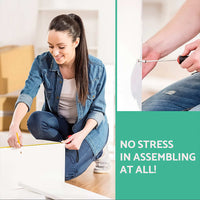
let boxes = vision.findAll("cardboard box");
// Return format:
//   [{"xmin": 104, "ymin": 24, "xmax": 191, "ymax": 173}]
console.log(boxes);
[
  {"xmin": 0, "ymin": 91, "xmax": 36, "ymax": 132},
  {"xmin": 0, "ymin": 45, "xmax": 34, "ymax": 94},
  {"xmin": 0, "ymin": 45, "xmax": 35, "ymax": 131},
  {"xmin": 0, "ymin": 95, "xmax": 17, "ymax": 131}
]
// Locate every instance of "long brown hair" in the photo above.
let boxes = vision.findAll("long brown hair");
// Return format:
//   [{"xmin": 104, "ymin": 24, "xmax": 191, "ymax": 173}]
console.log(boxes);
[{"xmin": 49, "ymin": 14, "xmax": 89, "ymax": 105}]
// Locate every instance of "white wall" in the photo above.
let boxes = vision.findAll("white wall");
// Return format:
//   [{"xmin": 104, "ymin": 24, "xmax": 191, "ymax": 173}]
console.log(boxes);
[
  {"xmin": 117, "ymin": 0, "xmax": 142, "ymax": 111},
  {"xmin": 0, "ymin": 0, "xmax": 115, "ymax": 65},
  {"xmin": 0, "ymin": 0, "xmax": 39, "ymax": 46}
]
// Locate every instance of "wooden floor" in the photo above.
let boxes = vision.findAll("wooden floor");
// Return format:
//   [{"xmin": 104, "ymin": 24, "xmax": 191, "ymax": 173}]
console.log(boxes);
[{"xmin": 66, "ymin": 160, "xmax": 115, "ymax": 199}]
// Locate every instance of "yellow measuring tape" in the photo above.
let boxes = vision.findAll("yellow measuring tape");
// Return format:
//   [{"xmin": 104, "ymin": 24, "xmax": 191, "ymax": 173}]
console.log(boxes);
[{"xmin": 0, "ymin": 142, "xmax": 61, "ymax": 149}]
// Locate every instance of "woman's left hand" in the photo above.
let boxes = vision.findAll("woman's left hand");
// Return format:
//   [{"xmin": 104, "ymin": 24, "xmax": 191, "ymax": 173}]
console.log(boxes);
[
  {"xmin": 180, "ymin": 39, "xmax": 200, "ymax": 72},
  {"xmin": 63, "ymin": 119, "xmax": 97, "ymax": 150},
  {"xmin": 63, "ymin": 131, "xmax": 85, "ymax": 150}
]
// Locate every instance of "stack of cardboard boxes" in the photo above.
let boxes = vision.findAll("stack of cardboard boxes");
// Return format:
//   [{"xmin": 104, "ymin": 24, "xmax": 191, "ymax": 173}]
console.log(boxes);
[{"xmin": 0, "ymin": 45, "xmax": 36, "ymax": 132}]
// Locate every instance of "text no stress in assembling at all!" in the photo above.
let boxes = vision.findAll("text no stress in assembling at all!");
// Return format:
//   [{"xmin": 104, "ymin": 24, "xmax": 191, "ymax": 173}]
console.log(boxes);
[{"xmin": 119, "ymin": 140, "xmax": 196, "ymax": 174}]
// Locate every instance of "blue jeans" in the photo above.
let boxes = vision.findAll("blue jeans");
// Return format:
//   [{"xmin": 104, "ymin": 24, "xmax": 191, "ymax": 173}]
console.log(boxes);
[
  {"xmin": 27, "ymin": 111, "xmax": 102, "ymax": 180},
  {"xmin": 142, "ymin": 72, "xmax": 200, "ymax": 111}
]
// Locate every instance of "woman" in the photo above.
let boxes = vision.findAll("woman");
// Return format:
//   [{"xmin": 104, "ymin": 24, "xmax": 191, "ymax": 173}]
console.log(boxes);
[{"xmin": 8, "ymin": 13, "xmax": 109, "ymax": 180}]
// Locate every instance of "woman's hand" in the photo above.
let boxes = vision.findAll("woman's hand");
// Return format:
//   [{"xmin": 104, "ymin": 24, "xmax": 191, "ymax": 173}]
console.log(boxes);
[
  {"xmin": 142, "ymin": 43, "xmax": 161, "ymax": 79},
  {"xmin": 63, "ymin": 118, "xmax": 97, "ymax": 150},
  {"xmin": 180, "ymin": 39, "xmax": 200, "ymax": 72},
  {"xmin": 63, "ymin": 131, "xmax": 85, "ymax": 150},
  {"xmin": 7, "ymin": 102, "xmax": 28, "ymax": 148},
  {"xmin": 7, "ymin": 124, "xmax": 23, "ymax": 148}
]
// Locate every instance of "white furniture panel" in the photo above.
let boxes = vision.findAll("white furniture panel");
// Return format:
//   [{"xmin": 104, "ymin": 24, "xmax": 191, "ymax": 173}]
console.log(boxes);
[{"xmin": 0, "ymin": 134, "xmax": 65, "ymax": 190}]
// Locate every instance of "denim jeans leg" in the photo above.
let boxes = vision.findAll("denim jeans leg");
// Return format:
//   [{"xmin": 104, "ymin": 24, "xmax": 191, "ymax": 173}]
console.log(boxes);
[
  {"xmin": 65, "ymin": 140, "xmax": 102, "ymax": 180},
  {"xmin": 27, "ymin": 111, "xmax": 72, "ymax": 142},
  {"xmin": 142, "ymin": 72, "xmax": 200, "ymax": 111}
]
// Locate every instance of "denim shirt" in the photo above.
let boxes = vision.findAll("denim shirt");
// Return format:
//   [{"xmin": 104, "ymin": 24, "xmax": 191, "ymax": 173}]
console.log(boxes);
[{"xmin": 16, "ymin": 52, "xmax": 109, "ymax": 156}]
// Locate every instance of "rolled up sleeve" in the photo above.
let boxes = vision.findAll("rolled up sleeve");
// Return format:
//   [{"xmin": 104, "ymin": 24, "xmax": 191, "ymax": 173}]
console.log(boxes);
[
  {"xmin": 86, "ymin": 64, "xmax": 107, "ymax": 128},
  {"xmin": 15, "ymin": 56, "xmax": 42, "ymax": 111},
  {"xmin": 15, "ymin": 93, "xmax": 33, "ymax": 111}
]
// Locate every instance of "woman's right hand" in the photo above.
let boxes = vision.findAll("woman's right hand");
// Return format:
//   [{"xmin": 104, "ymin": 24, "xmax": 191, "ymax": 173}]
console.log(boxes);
[
  {"xmin": 142, "ymin": 43, "xmax": 161, "ymax": 79},
  {"xmin": 7, "ymin": 124, "xmax": 23, "ymax": 148}
]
